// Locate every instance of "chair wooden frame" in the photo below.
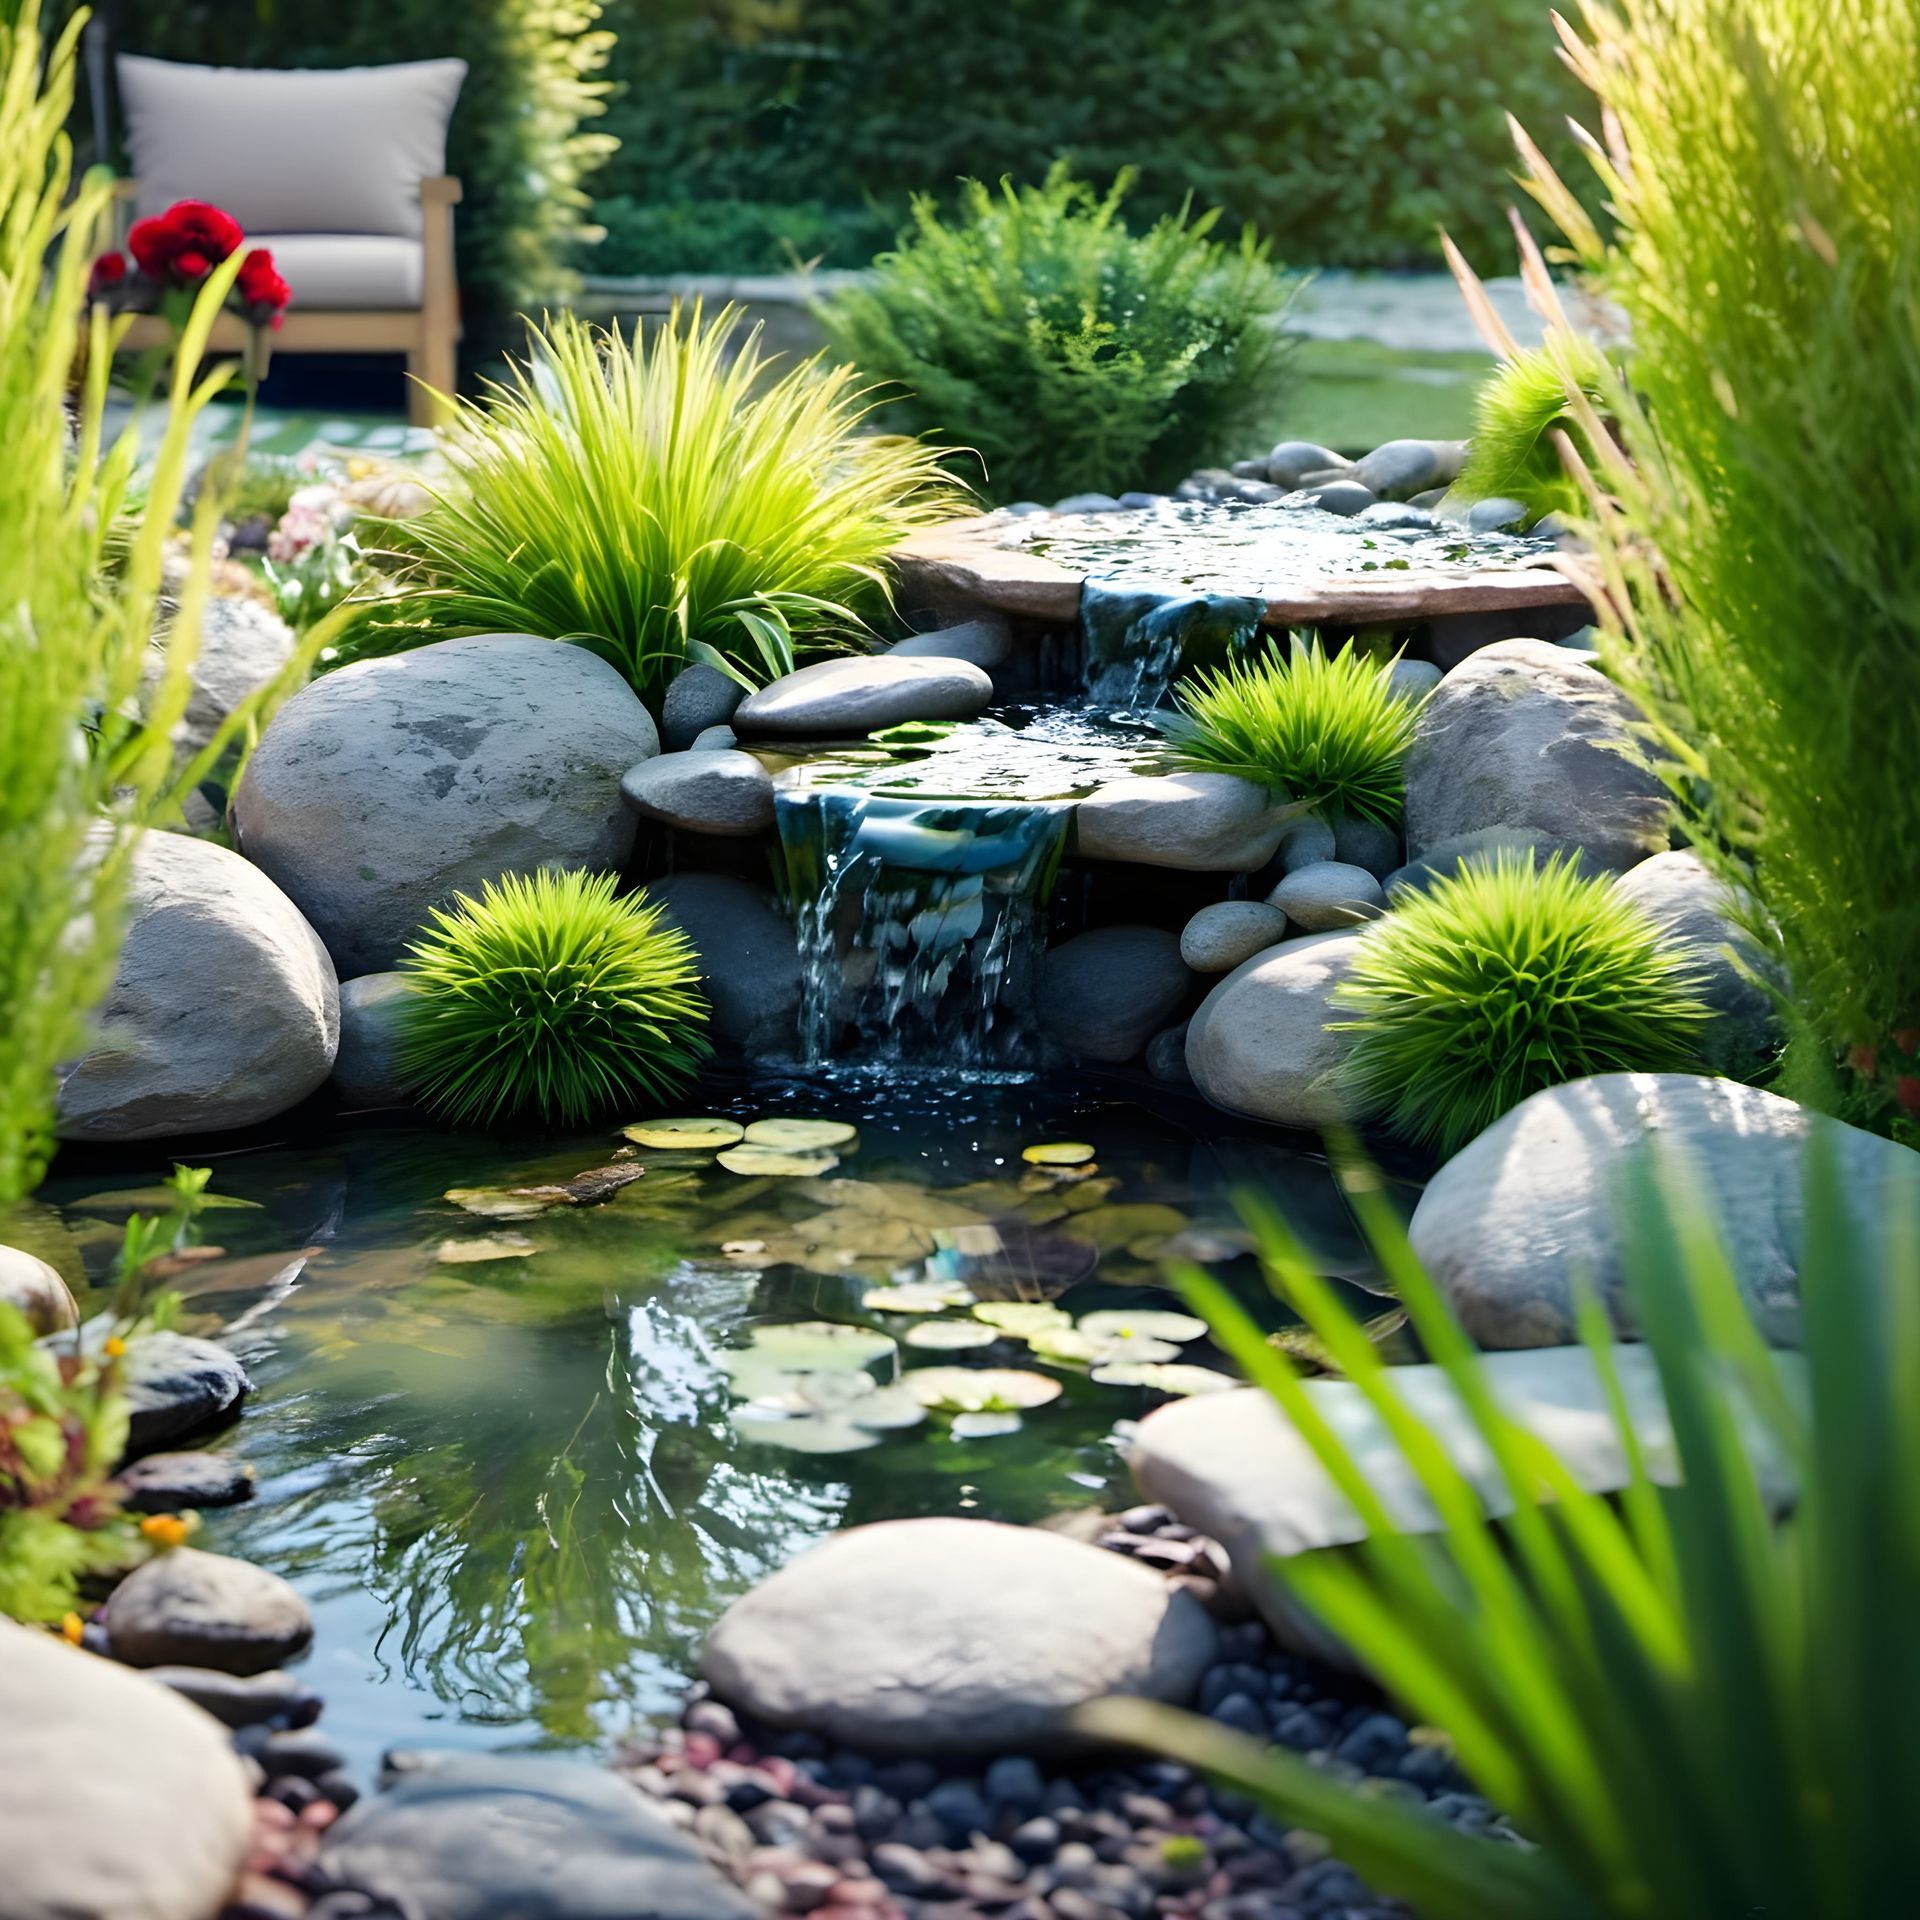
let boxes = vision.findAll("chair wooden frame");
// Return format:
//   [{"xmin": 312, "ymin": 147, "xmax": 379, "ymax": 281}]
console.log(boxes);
[{"xmin": 113, "ymin": 175, "xmax": 464, "ymax": 426}]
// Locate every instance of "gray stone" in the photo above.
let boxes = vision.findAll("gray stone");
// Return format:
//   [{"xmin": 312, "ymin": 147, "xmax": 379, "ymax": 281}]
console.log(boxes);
[
  {"xmin": 1410, "ymin": 1073, "xmax": 1920, "ymax": 1349},
  {"xmin": 141, "ymin": 1665, "xmax": 319, "ymax": 1729},
  {"xmin": 233, "ymin": 634, "xmax": 658, "ymax": 974},
  {"xmin": 1303, "ymin": 480, "xmax": 1375, "ymax": 517},
  {"xmin": 115, "ymin": 1450, "xmax": 255, "ymax": 1513},
  {"xmin": 0, "ymin": 1243, "xmax": 77, "ymax": 1335},
  {"xmin": 1052, "ymin": 492, "xmax": 1128, "ymax": 514},
  {"xmin": 1184, "ymin": 932, "xmax": 1361, "ymax": 1129},
  {"xmin": 1466, "ymin": 496, "xmax": 1530, "ymax": 533},
  {"xmin": 1355, "ymin": 501, "xmax": 1435, "ymax": 531},
  {"xmin": 0, "ymin": 1617, "xmax": 255, "ymax": 1920},
  {"xmin": 1265, "ymin": 442, "xmax": 1351, "ymax": 489},
  {"xmin": 57, "ymin": 831, "xmax": 338, "ymax": 1141},
  {"xmin": 1352, "ymin": 439, "xmax": 1466, "ymax": 501},
  {"xmin": 1385, "ymin": 826, "xmax": 1602, "ymax": 901},
  {"xmin": 1613, "ymin": 850, "xmax": 1781, "ymax": 1077},
  {"xmin": 113, "ymin": 1328, "xmax": 251, "ymax": 1453},
  {"xmin": 1128, "ymin": 1346, "xmax": 1798, "ymax": 1661},
  {"xmin": 1039, "ymin": 928, "xmax": 1190, "ymax": 1064},
  {"xmin": 1145, "ymin": 1025, "xmax": 1192, "ymax": 1085},
  {"xmin": 156, "ymin": 594, "xmax": 299, "ymax": 761},
  {"xmin": 323, "ymin": 1753, "xmax": 757, "ymax": 1920},
  {"xmin": 733, "ymin": 656, "xmax": 993, "ymax": 739},
  {"xmin": 649, "ymin": 874, "xmax": 800, "ymax": 1057},
  {"xmin": 620, "ymin": 749, "xmax": 775, "ymax": 838},
  {"xmin": 888, "ymin": 616, "xmax": 1015, "ymax": 673},
  {"xmin": 1074, "ymin": 773, "xmax": 1293, "ymax": 872},
  {"xmin": 1277, "ymin": 812, "xmax": 1337, "ymax": 874},
  {"xmin": 1180, "ymin": 902, "xmax": 1290, "ymax": 974},
  {"xmin": 1117, "ymin": 491, "xmax": 1169, "ymax": 510},
  {"xmin": 1386, "ymin": 657, "xmax": 1442, "ymax": 705},
  {"xmin": 660, "ymin": 663, "xmax": 744, "ymax": 752},
  {"xmin": 104, "ymin": 1545, "xmax": 313, "ymax": 1675},
  {"xmin": 702, "ymin": 1517, "xmax": 1217, "ymax": 1754},
  {"xmin": 332, "ymin": 971, "xmax": 414, "ymax": 1108},
  {"xmin": 1401, "ymin": 639, "xmax": 1670, "ymax": 871},
  {"xmin": 1266, "ymin": 862, "xmax": 1387, "ymax": 931},
  {"xmin": 1332, "ymin": 815, "xmax": 1400, "ymax": 879},
  {"xmin": 689, "ymin": 723, "xmax": 737, "ymax": 751}
]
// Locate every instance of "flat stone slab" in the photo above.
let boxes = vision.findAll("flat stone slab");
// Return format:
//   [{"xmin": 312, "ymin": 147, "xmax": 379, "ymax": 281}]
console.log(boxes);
[{"xmin": 896, "ymin": 514, "xmax": 1590, "ymax": 627}]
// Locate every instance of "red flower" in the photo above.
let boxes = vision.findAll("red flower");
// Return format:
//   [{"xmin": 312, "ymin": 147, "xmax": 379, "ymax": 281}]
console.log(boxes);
[
  {"xmin": 174, "ymin": 250, "xmax": 211, "ymax": 281},
  {"xmin": 88, "ymin": 250, "xmax": 127, "ymax": 294},
  {"xmin": 236, "ymin": 247, "xmax": 292, "ymax": 328},
  {"xmin": 126, "ymin": 199, "xmax": 244, "ymax": 286}
]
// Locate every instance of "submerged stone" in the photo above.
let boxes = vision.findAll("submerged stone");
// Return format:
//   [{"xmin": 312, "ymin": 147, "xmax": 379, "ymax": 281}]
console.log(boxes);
[{"xmin": 1038, "ymin": 927, "xmax": 1191, "ymax": 1064}]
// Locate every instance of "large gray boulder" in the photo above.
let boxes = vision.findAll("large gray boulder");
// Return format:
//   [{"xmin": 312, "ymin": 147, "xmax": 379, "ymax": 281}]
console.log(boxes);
[
  {"xmin": 733, "ymin": 655, "xmax": 992, "ymax": 738},
  {"xmin": 1614, "ymin": 850, "xmax": 1781, "ymax": 1076},
  {"xmin": 1074, "ymin": 772, "xmax": 1294, "ymax": 872},
  {"xmin": 322, "ymin": 1753, "xmax": 757, "ymax": 1920},
  {"xmin": 1409, "ymin": 1073, "xmax": 1920, "ymax": 1349},
  {"xmin": 1184, "ymin": 932, "xmax": 1361, "ymax": 1128},
  {"xmin": 888, "ymin": 615, "xmax": 1014, "ymax": 673},
  {"xmin": 232, "ymin": 634, "xmax": 658, "ymax": 974},
  {"xmin": 0, "ymin": 1618, "xmax": 256, "ymax": 1920},
  {"xmin": 57, "ymin": 831, "xmax": 338, "ymax": 1140},
  {"xmin": 702, "ymin": 1518, "xmax": 1217, "ymax": 1754},
  {"xmin": 1401, "ymin": 639, "xmax": 1670, "ymax": 871},
  {"xmin": 1038, "ymin": 926, "xmax": 1191, "ymax": 1064},
  {"xmin": 649, "ymin": 873, "xmax": 801, "ymax": 1057}
]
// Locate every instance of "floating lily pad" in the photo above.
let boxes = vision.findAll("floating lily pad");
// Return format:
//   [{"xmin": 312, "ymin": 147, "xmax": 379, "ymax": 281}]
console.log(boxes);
[
  {"xmin": 435, "ymin": 1234, "xmax": 538, "ymax": 1264},
  {"xmin": 731, "ymin": 1369, "xmax": 925, "ymax": 1453},
  {"xmin": 970, "ymin": 1302, "xmax": 1072, "ymax": 1338},
  {"xmin": 861, "ymin": 1281, "xmax": 976, "ymax": 1314},
  {"xmin": 445, "ymin": 1163, "xmax": 645, "ymax": 1219},
  {"xmin": 950, "ymin": 1410, "xmax": 1025, "ymax": 1440},
  {"xmin": 1021, "ymin": 1141, "xmax": 1096, "ymax": 1167},
  {"xmin": 906, "ymin": 1367, "xmax": 1062, "ymax": 1414},
  {"xmin": 623, "ymin": 1117, "xmax": 743, "ymax": 1149},
  {"xmin": 1029, "ymin": 1327, "xmax": 1182, "ymax": 1366},
  {"xmin": 720, "ymin": 1320, "xmax": 898, "ymax": 1399},
  {"xmin": 1076, "ymin": 1308, "xmax": 1208, "ymax": 1345},
  {"xmin": 716, "ymin": 1145, "xmax": 841, "ymax": 1178},
  {"xmin": 1090, "ymin": 1361, "xmax": 1239, "ymax": 1396},
  {"xmin": 742, "ymin": 1118, "xmax": 859, "ymax": 1152},
  {"xmin": 903, "ymin": 1320, "xmax": 998, "ymax": 1351}
]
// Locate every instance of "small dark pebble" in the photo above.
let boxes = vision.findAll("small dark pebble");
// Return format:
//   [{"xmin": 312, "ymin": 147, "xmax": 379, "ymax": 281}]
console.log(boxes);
[{"xmin": 259, "ymin": 1728, "xmax": 349, "ymax": 1780}]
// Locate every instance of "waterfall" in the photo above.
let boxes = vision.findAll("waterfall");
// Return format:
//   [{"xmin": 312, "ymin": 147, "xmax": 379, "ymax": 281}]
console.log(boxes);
[{"xmin": 1080, "ymin": 581, "xmax": 1266, "ymax": 714}]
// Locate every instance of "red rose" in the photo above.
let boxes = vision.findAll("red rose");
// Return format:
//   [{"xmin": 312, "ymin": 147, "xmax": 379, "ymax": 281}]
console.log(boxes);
[
  {"xmin": 174, "ymin": 250, "xmax": 211, "ymax": 281},
  {"xmin": 127, "ymin": 215, "xmax": 172, "ymax": 276},
  {"xmin": 236, "ymin": 247, "xmax": 291, "ymax": 327},
  {"xmin": 88, "ymin": 250, "xmax": 127, "ymax": 294},
  {"xmin": 125, "ymin": 199, "xmax": 245, "ymax": 286}
]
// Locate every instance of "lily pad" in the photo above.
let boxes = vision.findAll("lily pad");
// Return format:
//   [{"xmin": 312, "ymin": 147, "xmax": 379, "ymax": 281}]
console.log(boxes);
[
  {"xmin": 1075, "ymin": 1308, "xmax": 1208, "ymax": 1345},
  {"xmin": 906, "ymin": 1367, "xmax": 1062, "ymax": 1414},
  {"xmin": 1021, "ymin": 1141, "xmax": 1096, "ymax": 1167},
  {"xmin": 435, "ymin": 1234, "xmax": 538, "ymax": 1264},
  {"xmin": 720, "ymin": 1320, "xmax": 898, "ymax": 1399},
  {"xmin": 1068, "ymin": 1203, "xmax": 1191, "ymax": 1253},
  {"xmin": 623, "ymin": 1117, "xmax": 744, "ymax": 1149},
  {"xmin": 903, "ymin": 1320, "xmax": 998, "ymax": 1351},
  {"xmin": 950, "ymin": 1410, "xmax": 1025, "ymax": 1440},
  {"xmin": 970, "ymin": 1301, "xmax": 1072, "ymax": 1338},
  {"xmin": 861, "ymin": 1281, "xmax": 976, "ymax": 1314},
  {"xmin": 1090, "ymin": 1361, "xmax": 1239, "ymax": 1396},
  {"xmin": 742, "ymin": 1118, "xmax": 859, "ymax": 1152},
  {"xmin": 716, "ymin": 1145, "xmax": 841, "ymax": 1178},
  {"xmin": 731, "ymin": 1369, "xmax": 926, "ymax": 1454},
  {"xmin": 1029, "ymin": 1327, "xmax": 1182, "ymax": 1367},
  {"xmin": 445, "ymin": 1163, "xmax": 645, "ymax": 1219}
]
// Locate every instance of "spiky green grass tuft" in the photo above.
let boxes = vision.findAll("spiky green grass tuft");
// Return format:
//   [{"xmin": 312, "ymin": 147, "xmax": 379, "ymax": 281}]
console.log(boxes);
[
  {"xmin": 1332, "ymin": 850, "xmax": 1709, "ymax": 1155},
  {"xmin": 395, "ymin": 869, "xmax": 711, "ymax": 1129},
  {"xmin": 1454, "ymin": 336, "xmax": 1613, "ymax": 524},
  {"xmin": 1158, "ymin": 641, "xmax": 1422, "ymax": 827}
]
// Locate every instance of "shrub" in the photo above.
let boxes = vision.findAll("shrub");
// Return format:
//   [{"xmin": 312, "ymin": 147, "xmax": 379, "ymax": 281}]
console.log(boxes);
[
  {"xmin": 394, "ymin": 868, "xmax": 711, "ymax": 1128},
  {"xmin": 817, "ymin": 164, "xmax": 1297, "ymax": 505},
  {"xmin": 1158, "ymin": 642, "xmax": 1420, "ymax": 829},
  {"xmin": 1332, "ymin": 851, "xmax": 1709, "ymax": 1156},
  {"xmin": 361, "ymin": 305, "xmax": 961, "ymax": 708},
  {"xmin": 1503, "ymin": 0, "xmax": 1920, "ymax": 1139},
  {"xmin": 1453, "ymin": 337, "xmax": 1614, "ymax": 525},
  {"xmin": 1092, "ymin": 1137, "xmax": 1920, "ymax": 1918}
]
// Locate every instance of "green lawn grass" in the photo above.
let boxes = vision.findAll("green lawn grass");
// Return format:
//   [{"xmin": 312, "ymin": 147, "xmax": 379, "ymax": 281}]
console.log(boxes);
[{"xmin": 1272, "ymin": 338, "xmax": 1490, "ymax": 456}]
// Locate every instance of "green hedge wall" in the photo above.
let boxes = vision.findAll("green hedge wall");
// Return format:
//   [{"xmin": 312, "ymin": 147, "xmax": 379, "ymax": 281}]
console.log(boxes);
[{"xmin": 590, "ymin": 0, "xmax": 1587, "ymax": 274}]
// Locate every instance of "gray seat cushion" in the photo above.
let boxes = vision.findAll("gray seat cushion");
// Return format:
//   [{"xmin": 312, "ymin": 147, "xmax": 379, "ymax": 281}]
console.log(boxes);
[{"xmin": 253, "ymin": 234, "xmax": 424, "ymax": 311}]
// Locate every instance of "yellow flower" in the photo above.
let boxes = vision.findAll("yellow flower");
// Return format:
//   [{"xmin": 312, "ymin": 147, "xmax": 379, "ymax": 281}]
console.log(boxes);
[
  {"xmin": 138, "ymin": 1513, "xmax": 195, "ymax": 1548},
  {"xmin": 60, "ymin": 1612, "xmax": 84, "ymax": 1644},
  {"xmin": 102, "ymin": 1335, "xmax": 126, "ymax": 1359}
]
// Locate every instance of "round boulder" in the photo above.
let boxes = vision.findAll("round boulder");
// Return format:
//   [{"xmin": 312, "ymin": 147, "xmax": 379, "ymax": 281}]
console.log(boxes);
[
  {"xmin": 103, "ymin": 1546, "xmax": 313, "ymax": 1675},
  {"xmin": 659, "ymin": 662, "xmax": 745, "ymax": 752},
  {"xmin": 156, "ymin": 594, "xmax": 298, "ymax": 761},
  {"xmin": 117, "ymin": 1330, "xmax": 251, "ymax": 1453},
  {"xmin": 0, "ymin": 1618, "xmax": 255, "ymax": 1920},
  {"xmin": 1185, "ymin": 932, "xmax": 1361, "ymax": 1129},
  {"xmin": 232, "ymin": 634, "xmax": 659, "ymax": 974},
  {"xmin": 1408, "ymin": 1073, "xmax": 1920, "ymax": 1349},
  {"xmin": 733, "ymin": 656, "xmax": 992, "ymax": 738},
  {"xmin": 1266, "ymin": 861, "xmax": 1388, "ymax": 931},
  {"xmin": 57, "ymin": 831, "xmax": 338, "ymax": 1141},
  {"xmin": 1180, "ymin": 901, "xmax": 1290, "ymax": 974},
  {"xmin": 620, "ymin": 749, "xmax": 775, "ymax": 838},
  {"xmin": 1074, "ymin": 772, "xmax": 1292, "ymax": 872},
  {"xmin": 332, "ymin": 971, "xmax": 414, "ymax": 1108},
  {"xmin": 1401, "ymin": 639, "xmax": 1670, "ymax": 872},
  {"xmin": 0, "ymin": 1244, "xmax": 77, "ymax": 1335},
  {"xmin": 701, "ymin": 1517, "xmax": 1217, "ymax": 1754},
  {"xmin": 650, "ymin": 874, "xmax": 801, "ymax": 1057},
  {"xmin": 1038, "ymin": 927, "xmax": 1191, "ymax": 1064}
]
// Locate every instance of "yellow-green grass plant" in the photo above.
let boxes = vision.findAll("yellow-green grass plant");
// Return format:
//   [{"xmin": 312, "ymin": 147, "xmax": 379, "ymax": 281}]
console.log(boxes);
[
  {"xmin": 1089, "ymin": 1138, "xmax": 1920, "ymax": 1918},
  {"xmin": 1453, "ymin": 334, "xmax": 1614, "ymax": 526},
  {"xmin": 1332, "ymin": 850, "xmax": 1710, "ymax": 1157},
  {"xmin": 363, "ymin": 304, "xmax": 964, "ymax": 708},
  {"xmin": 394, "ymin": 868, "xmax": 712, "ymax": 1129},
  {"xmin": 1488, "ymin": 0, "xmax": 1920, "ymax": 1138},
  {"xmin": 1158, "ymin": 639, "xmax": 1421, "ymax": 829},
  {"xmin": 0, "ymin": 0, "xmax": 339, "ymax": 1208}
]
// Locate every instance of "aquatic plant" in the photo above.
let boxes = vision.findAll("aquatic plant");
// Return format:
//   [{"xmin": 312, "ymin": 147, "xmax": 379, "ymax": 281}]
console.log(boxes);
[
  {"xmin": 1159, "ymin": 641, "xmax": 1420, "ymax": 828},
  {"xmin": 394, "ymin": 868, "xmax": 712, "ymax": 1128},
  {"xmin": 1092, "ymin": 1134, "xmax": 1920, "ymax": 1919},
  {"xmin": 1495, "ymin": 0, "xmax": 1920, "ymax": 1140},
  {"xmin": 1332, "ymin": 851, "xmax": 1709, "ymax": 1156},
  {"xmin": 819, "ymin": 163, "xmax": 1296, "ymax": 505},
  {"xmin": 1453, "ymin": 336, "xmax": 1613, "ymax": 525},
  {"xmin": 358, "ymin": 305, "xmax": 962, "ymax": 707}
]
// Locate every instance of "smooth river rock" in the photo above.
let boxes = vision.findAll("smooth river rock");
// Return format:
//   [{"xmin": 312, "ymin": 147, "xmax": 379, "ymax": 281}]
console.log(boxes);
[
  {"xmin": 322, "ymin": 1753, "xmax": 758, "ymax": 1920},
  {"xmin": 160, "ymin": 594, "xmax": 298, "ymax": 760},
  {"xmin": 659, "ymin": 662, "xmax": 744, "ymax": 752},
  {"xmin": 115, "ymin": 1450, "xmax": 256, "ymax": 1513},
  {"xmin": 1266, "ymin": 860, "xmax": 1388, "ymax": 930},
  {"xmin": 620, "ymin": 748, "xmax": 776, "ymax": 837},
  {"xmin": 1038, "ymin": 927, "xmax": 1192, "ymax": 1064},
  {"xmin": 888, "ymin": 615, "xmax": 1014, "ymax": 672},
  {"xmin": 0, "ymin": 1243, "xmax": 78, "ymax": 1335},
  {"xmin": 1179, "ymin": 901, "xmax": 1290, "ymax": 974},
  {"xmin": 1401, "ymin": 639, "xmax": 1670, "ymax": 871},
  {"xmin": 1185, "ymin": 932, "xmax": 1361, "ymax": 1128},
  {"xmin": 649, "ymin": 874, "xmax": 801, "ymax": 1057},
  {"xmin": 1409, "ymin": 1073, "xmax": 1920, "ymax": 1349},
  {"xmin": 332, "ymin": 971, "xmax": 414, "ymax": 1108},
  {"xmin": 733, "ymin": 655, "xmax": 992, "ymax": 738},
  {"xmin": 115, "ymin": 1329, "xmax": 252, "ymax": 1453},
  {"xmin": 56, "ymin": 831, "xmax": 338, "ymax": 1141},
  {"xmin": 104, "ymin": 1545, "xmax": 313, "ymax": 1675},
  {"xmin": 702, "ymin": 1517, "xmax": 1218, "ymax": 1754},
  {"xmin": 1074, "ymin": 772, "xmax": 1293, "ymax": 872},
  {"xmin": 0, "ymin": 1618, "xmax": 256, "ymax": 1920},
  {"xmin": 232, "ymin": 634, "xmax": 658, "ymax": 974}
]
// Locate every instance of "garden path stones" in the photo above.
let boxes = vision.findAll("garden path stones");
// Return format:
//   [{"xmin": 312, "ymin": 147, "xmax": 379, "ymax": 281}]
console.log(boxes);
[
  {"xmin": 1266, "ymin": 861, "xmax": 1388, "ymax": 930},
  {"xmin": 700, "ymin": 1517, "xmax": 1218, "ymax": 1753},
  {"xmin": 0, "ymin": 1243, "xmax": 77, "ymax": 1335},
  {"xmin": 115, "ymin": 1328, "xmax": 252, "ymax": 1453},
  {"xmin": 732, "ymin": 655, "xmax": 992, "ymax": 738},
  {"xmin": 659, "ymin": 661, "xmax": 745, "ymax": 751},
  {"xmin": 55, "ymin": 831, "xmax": 339, "ymax": 1141},
  {"xmin": 1074, "ymin": 771, "xmax": 1293, "ymax": 872},
  {"xmin": 1401, "ymin": 639, "xmax": 1671, "ymax": 872},
  {"xmin": 0, "ymin": 1618, "xmax": 256, "ymax": 1920},
  {"xmin": 650, "ymin": 873, "xmax": 802, "ymax": 1056},
  {"xmin": 322, "ymin": 1753, "xmax": 758, "ymax": 1920},
  {"xmin": 1038, "ymin": 927, "xmax": 1191, "ymax": 1064},
  {"xmin": 1179, "ymin": 901, "xmax": 1290, "ymax": 974},
  {"xmin": 1409, "ymin": 1073, "xmax": 1920, "ymax": 1349},
  {"xmin": 1184, "ymin": 931, "xmax": 1362, "ymax": 1129},
  {"xmin": 620, "ymin": 748, "xmax": 776, "ymax": 837},
  {"xmin": 332, "ymin": 971, "xmax": 413, "ymax": 1108},
  {"xmin": 103, "ymin": 1545, "xmax": 313, "ymax": 1675},
  {"xmin": 232, "ymin": 633, "xmax": 659, "ymax": 974}
]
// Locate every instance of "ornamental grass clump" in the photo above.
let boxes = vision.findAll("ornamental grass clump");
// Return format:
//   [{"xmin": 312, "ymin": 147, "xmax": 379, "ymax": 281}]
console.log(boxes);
[
  {"xmin": 1333, "ymin": 851, "xmax": 1708, "ymax": 1156},
  {"xmin": 395, "ymin": 868, "xmax": 711, "ymax": 1129},
  {"xmin": 1453, "ymin": 335, "xmax": 1614, "ymax": 526},
  {"xmin": 1158, "ymin": 641, "xmax": 1420, "ymax": 828},
  {"xmin": 366, "ymin": 304, "xmax": 962, "ymax": 709},
  {"xmin": 819, "ymin": 163, "xmax": 1297, "ymax": 505}
]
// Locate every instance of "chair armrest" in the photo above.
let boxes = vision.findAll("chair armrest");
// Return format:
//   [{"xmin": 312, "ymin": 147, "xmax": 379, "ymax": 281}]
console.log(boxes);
[{"xmin": 421, "ymin": 175, "xmax": 463, "ymax": 208}]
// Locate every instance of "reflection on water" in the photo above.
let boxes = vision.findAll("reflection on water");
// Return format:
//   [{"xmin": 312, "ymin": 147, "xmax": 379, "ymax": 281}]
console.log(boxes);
[{"xmin": 36, "ymin": 1076, "xmax": 1387, "ymax": 1769}]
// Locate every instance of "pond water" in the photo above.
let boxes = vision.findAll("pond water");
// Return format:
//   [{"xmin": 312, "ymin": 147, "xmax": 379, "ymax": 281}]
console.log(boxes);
[{"xmin": 38, "ymin": 1074, "xmax": 1392, "ymax": 1774}]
